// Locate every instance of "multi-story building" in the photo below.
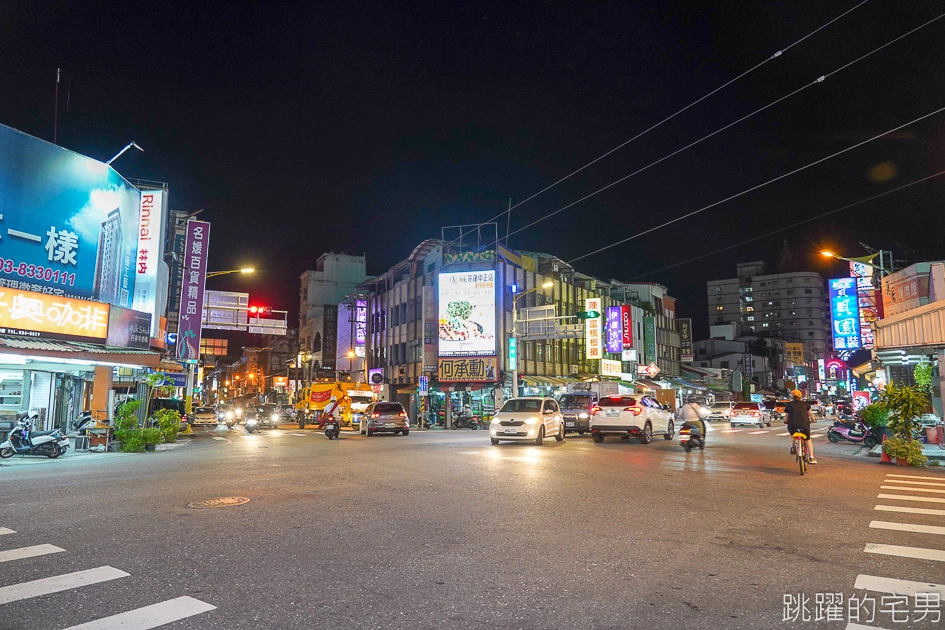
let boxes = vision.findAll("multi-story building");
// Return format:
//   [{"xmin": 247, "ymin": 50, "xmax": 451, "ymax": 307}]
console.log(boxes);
[
  {"xmin": 93, "ymin": 208, "xmax": 124, "ymax": 305},
  {"xmin": 611, "ymin": 281, "xmax": 682, "ymax": 377},
  {"xmin": 707, "ymin": 261, "xmax": 829, "ymax": 360}
]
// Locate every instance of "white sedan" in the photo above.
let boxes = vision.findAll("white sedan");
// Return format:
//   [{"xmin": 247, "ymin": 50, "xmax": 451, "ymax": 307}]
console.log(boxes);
[
  {"xmin": 489, "ymin": 397, "xmax": 565, "ymax": 445},
  {"xmin": 191, "ymin": 407, "xmax": 219, "ymax": 426}
]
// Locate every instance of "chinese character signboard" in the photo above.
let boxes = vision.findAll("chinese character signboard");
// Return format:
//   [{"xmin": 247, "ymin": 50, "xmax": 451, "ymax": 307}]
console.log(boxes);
[
  {"xmin": 621, "ymin": 305, "xmax": 633, "ymax": 348},
  {"xmin": 437, "ymin": 357, "xmax": 498, "ymax": 382},
  {"xmin": 438, "ymin": 270, "xmax": 496, "ymax": 357},
  {"xmin": 601, "ymin": 359, "xmax": 621, "ymax": 377},
  {"xmin": 850, "ymin": 261, "xmax": 879, "ymax": 349},
  {"xmin": 131, "ymin": 190, "xmax": 166, "ymax": 336},
  {"xmin": 105, "ymin": 305, "xmax": 151, "ymax": 350},
  {"xmin": 881, "ymin": 262, "xmax": 931, "ymax": 317},
  {"xmin": 605, "ymin": 306, "xmax": 622, "ymax": 353},
  {"xmin": 585, "ymin": 298, "xmax": 602, "ymax": 359},
  {"xmin": 355, "ymin": 299, "xmax": 367, "ymax": 345},
  {"xmin": 784, "ymin": 342, "xmax": 804, "ymax": 365},
  {"xmin": 422, "ymin": 285, "xmax": 437, "ymax": 371},
  {"xmin": 829, "ymin": 278, "xmax": 861, "ymax": 351},
  {"xmin": 0, "ymin": 286, "xmax": 109, "ymax": 343},
  {"xmin": 0, "ymin": 124, "xmax": 142, "ymax": 307},
  {"xmin": 175, "ymin": 221, "xmax": 210, "ymax": 360},
  {"xmin": 678, "ymin": 318, "xmax": 692, "ymax": 362},
  {"xmin": 508, "ymin": 337, "xmax": 517, "ymax": 372},
  {"xmin": 322, "ymin": 304, "xmax": 337, "ymax": 370},
  {"xmin": 643, "ymin": 316, "xmax": 657, "ymax": 364},
  {"xmin": 418, "ymin": 375, "xmax": 429, "ymax": 396}
]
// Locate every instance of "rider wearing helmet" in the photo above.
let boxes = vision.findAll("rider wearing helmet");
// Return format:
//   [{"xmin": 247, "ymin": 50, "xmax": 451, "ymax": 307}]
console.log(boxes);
[
  {"xmin": 677, "ymin": 396, "xmax": 708, "ymax": 445},
  {"xmin": 785, "ymin": 389, "xmax": 816, "ymax": 464}
]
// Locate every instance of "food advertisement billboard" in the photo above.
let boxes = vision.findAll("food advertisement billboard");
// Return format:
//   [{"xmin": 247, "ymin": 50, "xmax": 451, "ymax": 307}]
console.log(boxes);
[
  {"xmin": 0, "ymin": 124, "xmax": 140, "ymax": 307},
  {"xmin": 438, "ymin": 270, "xmax": 496, "ymax": 357}
]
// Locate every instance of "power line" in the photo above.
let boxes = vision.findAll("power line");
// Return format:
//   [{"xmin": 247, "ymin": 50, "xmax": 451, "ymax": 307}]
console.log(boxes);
[
  {"xmin": 446, "ymin": 0, "xmax": 871, "ymax": 248},
  {"xmin": 624, "ymin": 169, "xmax": 945, "ymax": 281},
  {"xmin": 494, "ymin": 10, "xmax": 945, "ymax": 249},
  {"xmin": 568, "ymin": 104, "xmax": 945, "ymax": 264}
]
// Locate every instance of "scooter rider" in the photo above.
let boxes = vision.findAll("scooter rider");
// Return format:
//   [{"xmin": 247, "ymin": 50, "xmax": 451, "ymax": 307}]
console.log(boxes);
[{"xmin": 678, "ymin": 396, "xmax": 708, "ymax": 446}]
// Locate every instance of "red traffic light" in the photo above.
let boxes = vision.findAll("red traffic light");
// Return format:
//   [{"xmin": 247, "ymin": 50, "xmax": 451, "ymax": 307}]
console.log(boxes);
[{"xmin": 248, "ymin": 305, "xmax": 272, "ymax": 315}]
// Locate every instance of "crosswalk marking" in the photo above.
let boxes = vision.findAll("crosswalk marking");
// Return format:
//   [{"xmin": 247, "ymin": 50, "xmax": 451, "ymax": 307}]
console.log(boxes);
[
  {"xmin": 0, "ymin": 544, "xmax": 65, "ymax": 563},
  {"xmin": 0, "ymin": 528, "xmax": 14, "ymax": 535},
  {"xmin": 291, "ymin": 433, "xmax": 306, "ymax": 436},
  {"xmin": 209, "ymin": 435, "xmax": 226, "ymax": 441},
  {"xmin": 864, "ymin": 543, "xmax": 945, "ymax": 563},
  {"xmin": 720, "ymin": 429, "xmax": 743, "ymax": 433},
  {"xmin": 0, "ymin": 566, "xmax": 129, "ymax": 605},
  {"xmin": 777, "ymin": 432, "xmax": 790, "ymax": 436},
  {"xmin": 883, "ymin": 478, "xmax": 945, "ymax": 488},
  {"xmin": 881, "ymin": 485, "xmax": 945, "ymax": 495},
  {"xmin": 877, "ymin": 493, "xmax": 945, "ymax": 504},
  {"xmin": 846, "ymin": 622, "xmax": 891, "ymax": 630},
  {"xmin": 747, "ymin": 430, "xmax": 766, "ymax": 434},
  {"xmin": 869, "ymin": 520, "xmax": 945, "ymax": 536},
  {"xmin": 854, "ymin": 574, "xmax": 945, "ymax": 597},
  {"xmin": 887, "ymin": 473, "xmax": 945, "ymax": 481},
  {"xmin": 876, "ymin": 505, "xmax": 945, "ymax": 516},
  {"xmin": 62, "ymin": 595, "xmax": 216, "ymax": 629}
]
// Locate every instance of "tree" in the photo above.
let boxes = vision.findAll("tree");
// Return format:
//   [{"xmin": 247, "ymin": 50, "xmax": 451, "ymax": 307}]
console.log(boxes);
[{"xmin": 877, "ymin": 383, "xmax": 929, "ymax": 440}]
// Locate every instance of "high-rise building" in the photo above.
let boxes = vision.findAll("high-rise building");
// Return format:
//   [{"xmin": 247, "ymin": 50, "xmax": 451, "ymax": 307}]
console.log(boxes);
[
  {"xmin": 298, "ymin": 253, "xmax": 371, "ymax": 360},
  {"xmin": 92, "ymin": 208, "xmax": 123, "ymax": 305}
]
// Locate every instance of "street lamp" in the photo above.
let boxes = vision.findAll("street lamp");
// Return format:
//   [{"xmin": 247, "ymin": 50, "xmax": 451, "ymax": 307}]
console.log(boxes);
[
  {"xmin": 206, "ymin": 267, "xmax": 255, "ymax": 279},
  {"xmin": 820, "ymin": 250, "xmax": 890, "ymax": 276},
  {"xmin": 510, "ymin": 280, "xmax": 553, "ymax": 397}
]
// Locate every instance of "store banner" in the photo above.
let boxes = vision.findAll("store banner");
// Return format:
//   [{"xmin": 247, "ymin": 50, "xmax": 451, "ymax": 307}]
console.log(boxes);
[
  {"xmin": 175, "ymin": 220, "xmax": 210, "ymax": 360},
  {"xmin": 678, "ymin": 318, "xmax": 692, "ymax": 362},
  {"xmin": 131, "ymin": 190, "xmax": 166, "ymax": 336},
  {"xmin": 322, "ymin": 304, "xmax": 337, "ymax": 370},
  {"xmin": 0, "ymin": 286, "xmax": 109, "ymax": 343},
  {"xmin": 508, "ymin": 337, "xmax": 517, "ymax": 372},
  {"xmin": 106, "ymin": 305, "xmax": 151, "ymax": 349},
  {"xmin": 605, "ymin": 306, "xmax": 622, "ymax": 353},
  {"xmin": 422, "ymin": 285, "xmax": 437, "ymax": 371},
  {"xmin": 601, "ymin": 359, "xmax": 621, "ymax": 377},
  {"xmin": 585, "ymin": 298, "xmax": 602, "ymax": 359},
  {"xmin": 881, "ymin": 263, "xmax": 931, "ymax": 317},
  {"xmin": 852, "ymin": 390, "xmax": 870, "ymax": 411},
  {"xmin": 437, "ymin": 357, "xmax": 498, "ymax": 382},
  {"xmin": 785, "ymin": 342, "xmax": 804, "ymax": 365},
  {"xmin": 643, "ymin": 316, "xmax": 656, "ymax": 364}
]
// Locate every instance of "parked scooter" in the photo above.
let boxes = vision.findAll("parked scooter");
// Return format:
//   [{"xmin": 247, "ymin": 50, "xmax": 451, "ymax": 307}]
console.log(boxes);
[
  {"xmin": 244, "ymin": 416, "xmax": 259, "ymax": 434},
  {"xmin": 0, "ymin": 414, "xmax": 69, "ymax": 459},
  {"xmin": 678, "ymin": 421, "xmax": 705, "ymax": 452},
  {"xmin": 71, "ymin": 411, "xmax": 94, "ymax": 433},
  {"xmin": 324, "ymin": 417, "xmax": 340, "ymax": 440},
  {"xmin": 827, "ymin": 419, "xmax": 878, "ymax": 448}
]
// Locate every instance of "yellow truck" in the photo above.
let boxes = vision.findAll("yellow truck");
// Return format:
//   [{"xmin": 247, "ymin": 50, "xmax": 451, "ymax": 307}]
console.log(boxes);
[{"xmin": 295, "ymin": 382, "xmax": 375, "ymax": 428}]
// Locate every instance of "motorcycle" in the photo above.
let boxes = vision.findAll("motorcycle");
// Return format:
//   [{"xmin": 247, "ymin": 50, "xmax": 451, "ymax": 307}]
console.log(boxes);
[
  {"xmin": 827, "ymin": 419, "xmax": 878, "ymax": 448},
  {"xmin": 244, "ymin": 416, "xmax": 259, "ymax": 434},
  {"xmin": 678, "ymin": 421, "xmax": 705, "ymax": 452},
  {"xmin": 1, "ymin": 415, "xmax": 69, "ymax": 459},
  {"xmin": 224, "ymin": 410, "xmax": 237, "ymax": 429},
  {"xmin": 451, "ymin": 414, "xmax": 480, "ymax": 430},
  {"xmin": 324, "ymin": 418, "xmax": 340, "ymax": 440}
]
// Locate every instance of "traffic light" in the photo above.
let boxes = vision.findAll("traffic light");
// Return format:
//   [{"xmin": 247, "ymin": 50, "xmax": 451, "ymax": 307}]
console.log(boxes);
[
  {"xmin": 249, "ymin": 305, "xmax": 272, "ymax": 316},
  {"xmin": 576, "ymin": 310, "xmax": 600, "ymax": 320}
]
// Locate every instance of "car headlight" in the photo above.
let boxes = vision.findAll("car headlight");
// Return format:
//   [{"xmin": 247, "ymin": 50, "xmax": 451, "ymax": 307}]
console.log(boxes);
[
  {"xmin": 491, "ymin": 417, "xmax": 502, "ymax": 424},
  {"xmin": 578, "ymin": 413, "xmax": 589, "ymax": 419},
  {"xmin": 524, "ymin": 417, "xmax": 539, "ymax": 425},
  {"xmin": 225, "ymin": 412, "xmax": 233, "ymax": 419},
  {"xmin": 272, "ymin": 414, "xmax": 279, "ymax": 421}
]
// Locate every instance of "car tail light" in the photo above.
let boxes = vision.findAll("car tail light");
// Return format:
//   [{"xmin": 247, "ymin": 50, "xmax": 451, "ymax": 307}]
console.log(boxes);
[
  {"xmin": 398, "ymin": 412, "xmax": 406, "ymax": 418},
  {"xmin": 751, "ymin": 411, "xmax": 760, "ymax": 417},
  {"xmin": 590, "ymin": 406, "xmax": 601, "ymax": 416},
  {"xmin": 371, "ymin": 413, "xmax": 380, "ymax": 419},
  {"xmin": 624, "ymin": 407, "xmax": 643, "ymax": 416}
]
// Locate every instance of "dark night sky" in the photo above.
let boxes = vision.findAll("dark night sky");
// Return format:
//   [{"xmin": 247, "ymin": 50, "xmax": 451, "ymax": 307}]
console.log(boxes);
[{"xmin": 3, "ymin": 1, "xmax": 945, "ymax": 339}]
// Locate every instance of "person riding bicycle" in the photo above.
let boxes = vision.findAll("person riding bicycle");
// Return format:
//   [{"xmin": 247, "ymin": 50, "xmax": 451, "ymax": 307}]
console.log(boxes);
[
  {"xmin": 785, "ymin": 389, "xmax": 816, "ymax": 464},
  {"xmin": 677, "ymin": 396, "xmax": 708, "ymax": 446}
]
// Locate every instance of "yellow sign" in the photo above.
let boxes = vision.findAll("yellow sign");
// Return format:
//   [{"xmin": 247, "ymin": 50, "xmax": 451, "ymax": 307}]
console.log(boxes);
[
  {"xmin": 785, "ymin": 342, "xmax": 804, "ymax": 365},
  {"xmin": 273, "ymin": 376, "xmax": 288, "ymax": 387},
  {"xmin": 438, "ymin": 357, "xmax": 497, "ymax": 382},
  {"xmin": 0, "ymin": 287, "xmax": 109, "ymax": 342}
]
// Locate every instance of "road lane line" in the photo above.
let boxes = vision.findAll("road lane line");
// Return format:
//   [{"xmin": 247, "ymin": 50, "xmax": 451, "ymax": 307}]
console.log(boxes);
[
  {"xmin": 854, "ymin": 574, "xmax": 945, "ymax": 597},
  {"xmin": 0, "ymin": 528, "xmax": 14, "ymax": 535},
  {"xmin": 887, "ymin": 473, "xmax": 945, "ymax": 481},
  {"xmin": 864, "ymin": 543, "xmax": 945, "ymax": 562},
  {"xmin": 881, "ymin": 486, "xmax": 945, "ymax": 494},
  {"xmin": 777, "ymin": 432, "xmax": 790, "ymax": 436},
  {"xmin": 877, "ymin": 494, "xmax": 945, "ymax": 504},
  {"xmin": 883, "ymin": 478, "xmax": 945, "ymax": 487},
  {"xmin": 869, "ymin": 520, "xmax": 945, "ymax": 536},
  {"xmin": 62, "ymin": 595, "xmax": 217, "ymax": 629},
  {"xmin": 0, "ymin": 544, "xmax": 65, "ymax": 563},
  {"xmin": 291, "ymin": 433, "xmax": 306, "ymax": 436},
  {"xmin": 846, "ymin": 623, "xmax": 891, "ymax": 630},
  {"xmin": 747, "ymin": 430, "xmax": 766, "ymax": 434},
  {"xmin": 0, "ymin": 566, "xmax": 129, "ymax": 605},
  {"xmin": 876, "ymin": 505, "xmax": 945, "ymax": 516},
  {"xmin": 209, "ymin": 436, "xmax": 226, "ymax": 441},
  {"xmin": 720, "ymin": 429, "xmax": 743, "ymax": 433}
]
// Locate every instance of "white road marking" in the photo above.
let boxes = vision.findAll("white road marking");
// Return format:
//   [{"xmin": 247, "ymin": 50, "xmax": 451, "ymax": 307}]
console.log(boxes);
[
  {"xmin": 0, "ymin": 566, "xmax": 129, "ymax": 605},
  {"xmin": 747, "ymin": 430, "xmax": 767, "ymax": 435},
  {"xmin": 291, "ymin": 433, "xmax": 306, "ymax": 436},
  {"xmin": 869, "ymin": 520, "xmax": 945, "ymax": 536},
  {"xmin": 854, "ymin": 573, "xmax": 945, "ymax": 597},
  {"xmin": 883, "ymin": 478, "xmax": 945, "ymax": 488},
  {"xmin": 864, "ymin": 543, "xmax": 945, "ymax": 562},
  {"xmin": 846, "ymin": 623, "xmax": 891, "ymax": 630},
  {"xmin": 720, "ymin": 429, "xmax": 743, "ymax": 433},
  {"xmin": 877, "ymin": 493, "xmax": 945, "ymax": 504},
  {"xmin": 809, "ymin": 434, "xmax": 825, "ymax": 439},
  {"xmin": 62, "ymin": 595, "xmax": 216, "ymax": 629},
  {"xmin": 777, "ymin": 432, "xmax": 790, "ymax": 436},
  {"xmin": 876, "ymin": 505, "xmax": 945, "ymax": 516},
  {"xmin": 0, "ymin": 544, "xmax": 65, "ymax": 563},
  {"xmin": 0, "ymin": 528, "xmax": 14, "ymax": 535},
  {"xmin": 209, "ymin": 436, "xmax": 226, "ymax": 441},
  {"xmin": 881, "ymin": 485, "xmax": 945, "ymax": 495},
  {"xmin": 887, "ymin": 473, "xmax": 945, "ymax": 481}
]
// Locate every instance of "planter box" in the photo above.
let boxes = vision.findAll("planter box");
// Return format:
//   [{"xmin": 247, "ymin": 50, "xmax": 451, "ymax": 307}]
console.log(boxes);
[{"xmin": 896, "ymin": 457, "xmax": 912, "ymax": 467}]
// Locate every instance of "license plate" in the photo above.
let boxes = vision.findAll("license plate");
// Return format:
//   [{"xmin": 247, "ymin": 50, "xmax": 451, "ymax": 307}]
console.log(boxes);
[
  {"xmin": 565, "ymin": 422, "xmax": 575, "ymax": 427},
  {"xmin": 384, "ymin": 422, "xmax": 395, "ymax": 428},
  {"xmin": 606, "ymin": 410, "xmax": 620, "ymax": 417},
  {"xmin": 503, "ymin": 428, "xmax": 518, "ymax": 434}
]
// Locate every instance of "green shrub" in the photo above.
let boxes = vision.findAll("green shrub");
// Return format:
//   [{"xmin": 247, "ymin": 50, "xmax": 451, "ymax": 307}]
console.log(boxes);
[
  {"xmin": 141, "ymin": 427, "xmax": 162, "ymax": 446},
  {"xmin": 113, "ymin": 400, "xmax": 145, "ymax": 452},
  {"xmin": 153, "ymin": 408, "xmax": 181, "ymax": 443},
  {"xmin": 882, "ymin": 437, "xmax": 927, "ymax": 467},
  {"xmin": 877, "ymin": 384, "xmax": 929, "ymax": 440},
  {"xmin": 859, "ymin": 404, "xmax": 890, "ymax": 428}
]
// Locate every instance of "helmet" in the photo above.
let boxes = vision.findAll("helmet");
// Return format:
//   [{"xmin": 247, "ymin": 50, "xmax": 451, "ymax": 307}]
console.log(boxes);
[{"xmin": 791, "ymin": 389, "xmax": 803, "ymax": 399}]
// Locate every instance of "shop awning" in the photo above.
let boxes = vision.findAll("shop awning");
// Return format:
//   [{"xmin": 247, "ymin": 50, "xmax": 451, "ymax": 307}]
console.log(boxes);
[
  {"xmin": 0, "ymin": 336, "xmax": 162, "ymax": 369},
  {"xmin": 618, "ymin": 380, "xmax": 638, "ymax": 391},
  {"xmin": 634, "ymin": 379, "xmax": 662, "ymax": 391},
  {"xmin": 667, "ymin": 377, "xmax": 707, "ymax": 391}
]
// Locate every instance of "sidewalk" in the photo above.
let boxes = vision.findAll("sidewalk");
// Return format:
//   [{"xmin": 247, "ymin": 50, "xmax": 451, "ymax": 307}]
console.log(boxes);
[
  {"xmin": 0, "ymin": 436, "xmax": 192, "ymax": 467},
  {"xmin": 867, "ymin": 442, "xmax": 945, "ymax": 463}
]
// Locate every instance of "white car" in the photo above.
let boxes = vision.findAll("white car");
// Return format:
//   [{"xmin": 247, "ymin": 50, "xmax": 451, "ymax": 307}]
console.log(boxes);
[
  {"xmin": 489, "ymin": 397, "xmax": 565, "ymax": 445},
  {"xmin": 191, "ymin": 407, "xmax": 219, "ymax": 426},
  {"xmin": 589, "ymin": 395, "xmax": 675, "ymax": 444},
  {"xmin": 706, "ymin": 402, "xmax": 734, "ymax": 422},
  {"xmin": 728, "ymin": 402, "xmax": 772, "ymax": 428}
]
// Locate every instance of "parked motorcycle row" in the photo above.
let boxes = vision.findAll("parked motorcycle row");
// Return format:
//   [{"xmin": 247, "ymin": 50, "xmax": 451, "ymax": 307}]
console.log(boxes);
[{"xmin": 0, "ymin": 413, "xmax": 70, "ymax": 459}]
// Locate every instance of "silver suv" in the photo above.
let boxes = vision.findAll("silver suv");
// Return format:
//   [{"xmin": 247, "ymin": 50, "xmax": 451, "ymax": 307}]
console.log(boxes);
[{"xmin": 360, "ymin": 402, "xmax": 410, "ymax": 436}]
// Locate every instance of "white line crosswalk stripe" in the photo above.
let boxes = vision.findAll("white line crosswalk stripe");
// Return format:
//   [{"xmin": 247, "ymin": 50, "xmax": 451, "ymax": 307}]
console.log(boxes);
[
  {"xmin": 876, "ymin": 505, "xmax": 945, "ymax": 516},
  {"xmin": 883, "ymin": 478, "xmax": 945, "ymax": 487},
  {"xmin": 881, "ymin": 485, "xmax": 945, "ymax": 495},
  {"xmin": 747, "ymin": 430, "xmax": 766, "ymax": 434},
  {"xmin": 869, "ymin": 520, "xmax": 945, "ymax": 536},
  {"xmin": 846, "ymin": 622, "xmax": 892, "ymax": 630},
  {"xmin": 0, "ymin": 566, "xmax": 129, "ymax": 605},
  {"xmin": 776, "ymin": 432, "xmax": 790, "ymax": 436},
  {"xmin": 62, "ymin": 595, "xmax": 216, "ymax": 629},
  {"xmin": 209, "ymin": 436, "xmax": 226, "ymax": 441},
  {"xmin": 886, "ymin": 473, "xmax": 945, "ymax": 481},
  {"xmin": 864, "ymin": 543, "xmax": 945, "ymax": 563},
  {"xmin": 854, "ymin": 574, "xmax": 945, "ymax": 597},
  {"xmin": 0, "ymin": 528, "xmax": 14, "ymax": 535},
  {"xmin": 877, "ymin": 493, "xmax": 945, "ymax": 504},
  {"xmin": 0, "ymin": 544, "xmax": 65, "ymax": 563}
]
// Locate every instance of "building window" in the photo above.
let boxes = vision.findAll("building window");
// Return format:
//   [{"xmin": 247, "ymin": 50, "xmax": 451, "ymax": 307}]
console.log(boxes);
[
  {"xmin": 747, "ymin": 316, "xmax": 755, "ymax": 321},
  {"xmin": 749, "ymin": 325, "xmax": 756, "ymax": 331},
  {"xmin": 808, "ymin": 321, "xmax": 813, "ymax": 326},
  {"xmin": 746, "ymin": 306, "xmax": 754, "ymax": 312},
  {"xmin": 717, "ymin": 296, "xmax": 723, "ymax": 301},
  {"xmin": 715, "ymin": 286, "xmax": 722, "ymax": 292},
  {"xmin": 808, "ymin": 331, "xmax": 815, "ymax": 337},
  {"xmin": 720, "ymin": 360, "xmax": 730, "ymax": 369},
  {"xmin": 804, "ymin": 288, "xmax": 812, "ymax": 294},
  {"xmin": 716, "ymin": 306, "xmax": 723, "ymax": 311},
  {"xmin": 762, "ymin": 322, "xmax": 769, "ymax": 328},
  {"xmin": 790, "ymin": 321, "xmax": 797, "ymax": 326}
]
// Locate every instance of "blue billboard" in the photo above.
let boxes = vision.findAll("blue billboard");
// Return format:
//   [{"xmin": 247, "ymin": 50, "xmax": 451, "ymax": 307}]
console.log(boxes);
[
  {"xmin": 0, "ymin": 124, "xmax": 140, "ymax": 307},
  {"xmin": 828, "ymin": 278, "xmax": 861, "ymax": 351}
]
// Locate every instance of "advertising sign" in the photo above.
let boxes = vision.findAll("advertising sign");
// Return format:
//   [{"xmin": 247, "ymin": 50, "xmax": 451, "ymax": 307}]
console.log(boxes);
[
  {"xmin": 437, "ymin": 357, "xmax": 497, "ymax": 382},
  {"xmin": 601, "ymin": 359, "xmax": 621, "ymax": 377},
  {"xmin": 422, "ymin": 285, "xmax": 437, "ymax": 371},
  {"xmin": 175, "ymin": 221, "xmax": 210, "ymax": 360},
  {"xmin": 418, "ymin": 375, "xmax": 429, "ymax": 396},
  {"xmin": 678, "ymin": 318, "xmax": 692, "ymax": 362},
  {"xmin": 322, "ymin": 304, "xmax": 338, "ymax": 370},
  {"xmin": 784, "ymin": 342, "xmax": 804, "ymax": 365},
  {"xmin": 438, "ymin": 270, "xmax": 496, "ymax": 357},
  {"xmin": 0, "ymin": 286, "xmax": 109, "ymax": 343},
  {"xmin": 882, "ymin": 263, "xmax": 931, "ymax": 317},
  {"xmin": 621, "ymin": 305, "xmax": 633, "ymax": 348},
  {"xmin": 0, "ymin": 124, "xmax": 141, "ymax": 307},
  {"xmin": 622, "ymin": 348, "xmax": 637, "ymax": 362},
  {"xmin": 828, "ymin": 278, "xmax": 861, "ymax": 351},
  {"xmin": 355, "ymin": 299, "xmax": 367, "ymax": 346},
  {"xmin": 585, "ymin": 297, "xmax": 602, "ymax": 359},
  {"xmin": 852, "ymin": 390, "xmax": 871, "ymax": 411},
  {"xmin": 643, "ymin": 316, "xmax": 657, "ymax": 363},
  {"xmin": 105, "ymin": 305, "xmax": 151, "ymax": 350},
  {"xmin": 131, "ymin": 190, "xmax": 166, "ymax": 336},
  {"xmin": 273, "ymin": 376, "xmax": 288, "ymax": 387},
  {"xmin": 605, "ymin": 306, "xmax": 622, "ymax": 353},
  {"xmin": 508, "ymin": 337, "xmax": 517, "ymax": 372},
  {"xmin": 817, "ymin": 358, "xmax": 826, "ymax": 382}
]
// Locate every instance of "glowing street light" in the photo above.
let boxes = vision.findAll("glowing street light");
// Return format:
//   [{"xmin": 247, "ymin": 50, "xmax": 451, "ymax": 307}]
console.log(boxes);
[{"xmin": 206, "ymin": 267, "xmax": 255, "ymax": 279}]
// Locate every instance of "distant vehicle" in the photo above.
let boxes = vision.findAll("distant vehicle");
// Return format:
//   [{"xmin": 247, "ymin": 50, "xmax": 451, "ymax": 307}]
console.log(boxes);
[
  {"xmin": 558, "ymin": 392, "xmax": 598, "ymax": 434},
  {"xmin": 359, "ymin": 402, "xmax": 409, "ymax": 436},
  {"xmin": 489, "ymin": 397, "xmax": 564, "ymax": 445},
  {"xmin": 771, "ymin": 400, "xmax": 791, "ymax": 421},
  {"xmin": 589, "ymin": 395, "xmax": 674, "ymax": 444},
  {"xmin": 192, "ymin": 407, "xmax": 218, "ymax": 426},
  {"xmin": 706, "ymin": 402, "xmax": 734, "ymax": 422},
  {"xmin": 149, "ymin": 398, "xmax": 188, "ymax": 432},
  {"xmin": 808, "ymin": 400, "xmax": 825, "ymax": 417},
  {"xmin": 255, "ymin": 404, "xmax": 282, "ymax": 429},
  {"xmin": 729, "ymin": 402, "xmax": 772, "ymax": 428}
]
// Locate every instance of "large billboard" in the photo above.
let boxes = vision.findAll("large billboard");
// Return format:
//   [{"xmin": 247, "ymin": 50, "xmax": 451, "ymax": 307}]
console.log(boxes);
[
  {"xmin": 828, "ymin": 278, "xmax": 861, "ymax": 351},
  {"xmin": 0, "ymin": 124, "xmax": 140, "ymax": 307},
  {"xmin": 438, "ymin": 270, "xmax": 496, "ymax": 357},
  {"xmin": 131, "ymin": 190, "xmax": 166, "ymax": 336},
  {"xmin": 0, "ymin": 286, "xmax": 109, "ymax": 343},
  {"xmin": 175, "ymin": 221, "xmax": 210, "ymax": 360}
]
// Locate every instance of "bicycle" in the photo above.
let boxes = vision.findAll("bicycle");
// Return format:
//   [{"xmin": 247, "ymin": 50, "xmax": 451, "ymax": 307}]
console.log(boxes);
[{"xmin": 792, "ymin": 431, "xmax": 810, "ymax": 475}]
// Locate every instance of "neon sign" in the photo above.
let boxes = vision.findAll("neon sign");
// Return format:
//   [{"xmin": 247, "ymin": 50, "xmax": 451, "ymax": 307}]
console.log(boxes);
[{"xmin": 828, "ymin": 278, "xmax": 861, "ymax": 351}]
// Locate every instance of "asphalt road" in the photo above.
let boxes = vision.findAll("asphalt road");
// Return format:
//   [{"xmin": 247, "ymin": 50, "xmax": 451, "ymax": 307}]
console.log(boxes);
[{"xmin": 2, "ymin": 420, "xmax": 945, "ymax": 629}]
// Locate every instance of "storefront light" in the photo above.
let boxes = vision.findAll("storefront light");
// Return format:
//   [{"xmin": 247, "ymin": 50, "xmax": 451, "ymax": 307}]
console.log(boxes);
[{"xmin": 0, "ymin": 352, "xmax": 148, "ymax": 370}]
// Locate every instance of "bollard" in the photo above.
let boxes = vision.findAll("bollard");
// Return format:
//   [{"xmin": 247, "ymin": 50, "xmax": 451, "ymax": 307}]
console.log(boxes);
[{"xmin": 880, "ymin": 433, "xmax": 892, "ymax": 464}]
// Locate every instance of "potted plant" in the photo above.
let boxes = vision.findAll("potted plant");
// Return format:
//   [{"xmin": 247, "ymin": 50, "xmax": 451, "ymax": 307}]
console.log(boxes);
[
  {"xmin": 877, "ymin": 383, "xmax": 929, "ymax": 467},
  {"xmin": 141, "ymin": 427, "xmax": 162, "ymax": 452},
  {"xmin": 882, "ymin": 436, "xmax": 928, "ymax": 467},
  {"xmin": 113, "ymin": 400, "xmax": 145, "ymax": 453},
  {"xmin": 859, "ymin": 403, "xmax": 891, "ymax": 440}
]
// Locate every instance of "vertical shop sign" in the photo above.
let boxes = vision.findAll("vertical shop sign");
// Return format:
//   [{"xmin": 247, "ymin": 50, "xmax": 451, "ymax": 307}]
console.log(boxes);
[
  {"xmin": 621, "ymin": 305, "xmax": 632, "ymax": 348},
  {"xmin": 585, "ymin": 298, "xmax": 602, "ymax": 359},
  {"xmin": 131, "ymin": 190, "xmax": 166, "ymax": 336},
  {"xmin": 322, "ymin": 304, "xmax": 337, "ymax": 370},
  {"xmin": 828, "ymin": 278, "xmax": 861, "ymax": 351},
  {"xmin": 422, "ymin": 285, "xmax": 437, "ymax": 371},
  {"xmin": 605, "ymin": 306, "xmax": 622, "ymax": 353},
  {"xmin": 643, "ymin": 316, "xmax": 656, "ymax": 364},
  {"xmin": 175, "ymin": 220, "xmax": 210, "ymax": 360},
  {"xmin": 508, "ymin": 336, "xmax": 517, "ymax": 372},
  {"xmin": 678, "ymin": 318, "xmax": 692, "ymax": 362}
]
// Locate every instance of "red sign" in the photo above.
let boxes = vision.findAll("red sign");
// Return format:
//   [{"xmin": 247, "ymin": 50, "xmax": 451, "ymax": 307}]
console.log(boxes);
[
  {"xmin": 309, "ymin": 390, "xmax": 331, "ymax": 403},
  {"xmin": 621, "ymin": 306, "xmax": 632, "ymax": 348}
]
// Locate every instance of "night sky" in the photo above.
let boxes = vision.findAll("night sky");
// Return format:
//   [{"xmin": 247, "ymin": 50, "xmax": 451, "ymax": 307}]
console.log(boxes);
[{"xmin": 3, "ymin": 1, "xmax": 944, "ymax": 339}]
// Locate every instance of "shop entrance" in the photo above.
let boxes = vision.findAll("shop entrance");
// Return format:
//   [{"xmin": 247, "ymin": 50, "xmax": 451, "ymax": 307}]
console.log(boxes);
[{"xmin": 426, "ymin": 387, "xmax": 497, "ymax": 428}]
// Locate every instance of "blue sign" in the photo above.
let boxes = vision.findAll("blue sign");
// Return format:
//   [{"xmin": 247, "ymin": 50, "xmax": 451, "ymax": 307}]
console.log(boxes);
[
  {"xmin": 418, "ymin": 375, "xmax": 429, "ymax": 396},
  {"xmin": 828, "ymin": 278, "xmax": 861, "ymax": 351},
  {"xmin": 508, "ymin": 337, "xmax": 517, "ymax": 372},
  {"xmin": 0, "ymin": 124, "xmax": 140, "ymax": 307},
  {"xmin": 605, "ymin": 306, "xmax": 623, "ymax": 353}
]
